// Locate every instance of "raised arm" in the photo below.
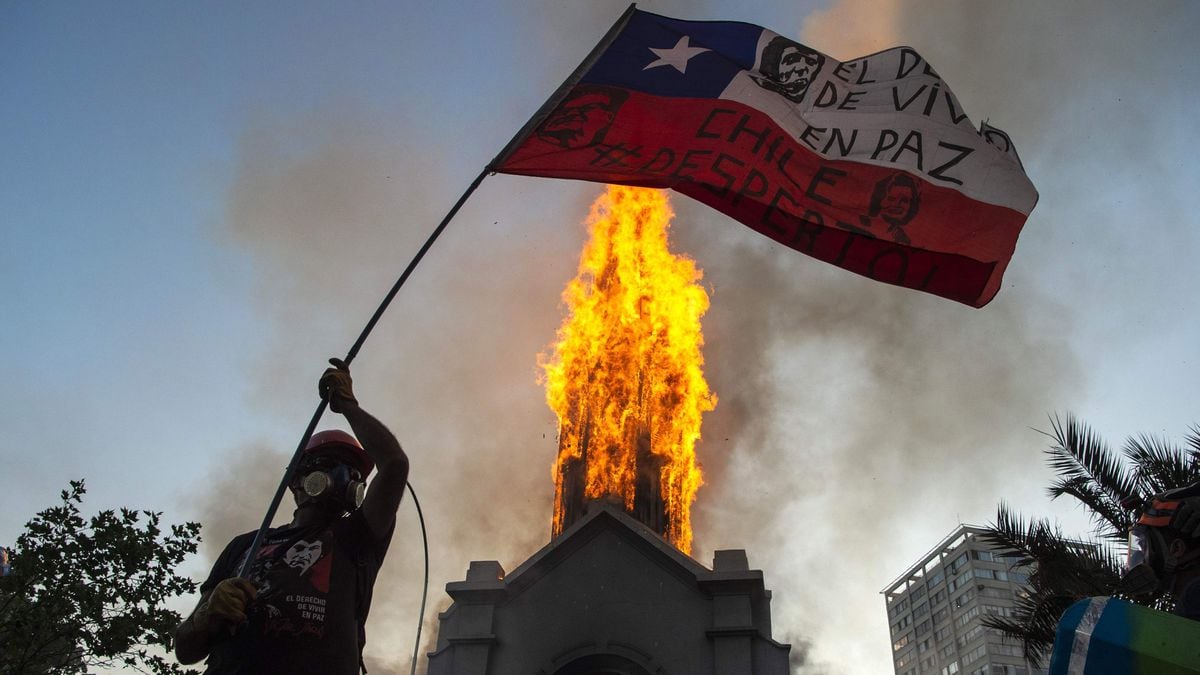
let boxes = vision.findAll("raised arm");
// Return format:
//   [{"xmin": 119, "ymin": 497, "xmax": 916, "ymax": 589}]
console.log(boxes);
[{"xmin": 320, "ymin": 358, "xmax": 409, "ymax": 537}]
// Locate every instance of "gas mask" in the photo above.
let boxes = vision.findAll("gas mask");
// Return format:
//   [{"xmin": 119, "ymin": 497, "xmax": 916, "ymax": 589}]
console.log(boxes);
[
  {"xmin": 297, "ymin": 462, "xmax": 366, "ymax": 513},
  {"xmin": 1121, "ymin": 522, "xmax": 1200, "ymax": 613},
  {"xmin": 1121, "ymin": 525, "xmax": 1166, "ymax": 597},
  {"xmin": 1118, "ymin": 482, "xmax": 1200, "ymax": 598}
]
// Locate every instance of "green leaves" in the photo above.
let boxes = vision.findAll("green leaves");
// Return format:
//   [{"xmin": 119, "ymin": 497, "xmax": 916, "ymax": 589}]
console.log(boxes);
[
  {"xmin": 983, "ymin": 416, "xmax": 1200, "ymax": 664},
  {"xmin": 0, "ymin": 479, "xmax": 201, "ymax": 675}
]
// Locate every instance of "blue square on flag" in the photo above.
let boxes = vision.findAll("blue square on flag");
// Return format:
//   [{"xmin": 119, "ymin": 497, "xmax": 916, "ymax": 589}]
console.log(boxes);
[{"xmin": 582, "ymin": 12, "xmax": 761, "ymax": 99}]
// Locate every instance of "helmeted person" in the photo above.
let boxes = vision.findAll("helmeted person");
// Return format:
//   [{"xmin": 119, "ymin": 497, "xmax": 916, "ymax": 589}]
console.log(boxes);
[
  {"xmin": 1122, "ymin": 481, "xmax": 1200, "ymax": 620},
  {"xmin": 175, "ymin": 359, "xmax": 409, "ymax": 673}
]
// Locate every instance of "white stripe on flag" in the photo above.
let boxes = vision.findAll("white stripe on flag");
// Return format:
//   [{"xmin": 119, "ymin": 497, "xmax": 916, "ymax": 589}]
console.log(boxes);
[
  {"xmin": 719, "ymin": 42, "xmax": 1037, "ymax": 213},
  {"xmin": 1067, "ymin": 596, "xmax": 1110, "ymax": 675}
]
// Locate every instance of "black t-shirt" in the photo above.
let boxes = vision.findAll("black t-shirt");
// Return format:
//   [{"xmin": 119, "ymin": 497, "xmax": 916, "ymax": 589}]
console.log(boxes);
[{"xmin": 199, "ymin": 510, "xmax": 394, "ymax": 674}]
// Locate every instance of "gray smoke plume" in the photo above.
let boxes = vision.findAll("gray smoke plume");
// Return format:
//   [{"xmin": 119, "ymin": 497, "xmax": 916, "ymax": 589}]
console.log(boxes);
[
  {"xmin": 188, "ymin": 1, "xmax": 1198, "ymax": 672},
  {"xmin": 686, "ymin": 0, "xmax": 1193, "ymax": 670}
]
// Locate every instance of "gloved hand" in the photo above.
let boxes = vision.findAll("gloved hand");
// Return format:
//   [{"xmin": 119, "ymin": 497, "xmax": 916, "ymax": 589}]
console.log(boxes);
[
  {"xmin": 193, "ymin": 577, "xmax": 257, "ymax": 635},
  {"xmin": 319, "ymin": 358, "xmax": 358, "ymax": 413},
  {"xmin": 1173, "ymin": 498, "xmax": 1200, "ymax": 539}
]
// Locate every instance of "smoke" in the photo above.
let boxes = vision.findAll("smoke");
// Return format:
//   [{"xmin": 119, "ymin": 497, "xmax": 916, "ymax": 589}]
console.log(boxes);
[
  {"xmin": 195, "ymin": 93, "xmax": 603, "ymax": 671},
  {"xmin": 186, "ymin": 2, "xmax": 1200, "ymax": 673},
  {"xmin": 192, "ymin": 445, "xmax": 291, "ymax": 561},
  {"xmin": 681, "ymin": 0, "xmax": 1196, "ymax": 671},
  {"xmin": 678, "ymin": 200, "xmax": 1077, "ymax": 670}
]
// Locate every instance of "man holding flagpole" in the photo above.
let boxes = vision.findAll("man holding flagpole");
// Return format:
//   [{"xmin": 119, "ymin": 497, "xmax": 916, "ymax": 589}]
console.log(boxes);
[{"xmin": 175, "ymin": 360, "xmax": 408, "ymax": 674}]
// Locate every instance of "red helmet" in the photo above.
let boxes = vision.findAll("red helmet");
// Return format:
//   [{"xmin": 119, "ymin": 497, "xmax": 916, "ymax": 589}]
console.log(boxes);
[{"xmin": 304, "ymin": 429, "xmax": 374, "ymax": 477}]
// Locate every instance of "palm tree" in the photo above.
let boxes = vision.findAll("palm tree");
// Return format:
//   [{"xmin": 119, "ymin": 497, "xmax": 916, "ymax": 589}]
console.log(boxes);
[{"xmin": 980, "ymin": 413, "xmax": 1200, "ymax": 664}]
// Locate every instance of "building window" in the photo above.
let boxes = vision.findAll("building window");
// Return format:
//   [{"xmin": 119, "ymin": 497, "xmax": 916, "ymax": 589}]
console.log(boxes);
[
  {"xmin": 928, "ymin": 568, "xmax": 946, "ymax": 587},
  {"xmin": 953, "ymin": 587, "xmax": 976, "ymax": 608},
  {"xmin": 989, "ymin": 643, "xmax": 1022, "ymax": 657},
  {"xmin": 941, "ymin": 660, "xmax": 960, "ymax": 675},
  {"xmin": 981, "ymin": 604, "xmax": 1015, "ymax": 618},
  {"xmin": 916, "ymin": 619, "xmax": 932, "ymax": 636},
  {"xmin": 893, "ymin": 633, "xmax": 911, "ymax": 652},
  {"xmin": 948, "ymin": 569, "xmax": 973, "ymax": 593},
  {"xmin": 974, "ymin": 568, "xmax": 1009, "ymax": 581},
  {"xmin": 934, "ymin": 625, "xmax": 952, "ymax": 642},
  {"xmin": 963, "ymin": 644, "xmax": 987, "ymax": 664},
  {"xmin": 954, "ymin": 606, "xmax": 980, "ymax": 629},
  {"xmin": 962, "ymin": 624, "xmax": 985, "ymax": 642}
]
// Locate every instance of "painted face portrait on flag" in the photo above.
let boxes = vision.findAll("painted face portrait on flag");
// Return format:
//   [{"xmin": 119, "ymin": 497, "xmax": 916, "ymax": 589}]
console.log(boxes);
[
  {"xmin": 868, "ymin": 173, "xmax": 922, "ymax": 244},
  {"xmin": 537, "ymin": 85, "xmax": 629, "ymax": 149},
  {"xmin": 751, "ymin": 35, "xmax": 824, "ymax": 103}
]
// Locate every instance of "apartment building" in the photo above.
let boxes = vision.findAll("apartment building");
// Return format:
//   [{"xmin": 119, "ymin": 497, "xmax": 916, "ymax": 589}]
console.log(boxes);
[{"xmin": 881, "ymin": 525, "xmax": 1046, "ymax": 675}]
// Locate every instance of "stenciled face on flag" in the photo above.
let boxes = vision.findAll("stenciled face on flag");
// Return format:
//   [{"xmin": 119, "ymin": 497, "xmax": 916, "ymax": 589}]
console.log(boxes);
[{"xmin": 496, "ymin": 10, "xmax": 1038, "ymax": 307}]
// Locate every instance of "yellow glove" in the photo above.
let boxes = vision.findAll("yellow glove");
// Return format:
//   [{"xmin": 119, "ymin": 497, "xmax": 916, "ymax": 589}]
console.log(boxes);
[{"xmin": 194, "ymin": 577, "xmax": 257, "ymax": 635}]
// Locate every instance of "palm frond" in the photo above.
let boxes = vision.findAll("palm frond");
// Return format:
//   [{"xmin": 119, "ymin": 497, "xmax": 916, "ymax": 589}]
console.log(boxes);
[
  {"xmin": 985, "ymin": 416, "xmax": 1200, "ymax": 667},
  {"xmin": 979, "ymin": 503, "xmax": 1041, "ymax": 566},
  {"xmin": 982, "ymin": 504, "xmax": 1126, "ymax": 666},
  {"xmin": 1046, "ymin": 476, "xmax": 1132, "ymax": 540},
  {"xmin": 1043, "ymin": 413, "xmax": 1138, "ymax": 511},
  {"xmin": 1124, "ymin": 432, "xmax": 1200, "ymax": 494},
  {"xmin": 1185, "ymin": 426, "xmax": 1200, "ymax": 467}
]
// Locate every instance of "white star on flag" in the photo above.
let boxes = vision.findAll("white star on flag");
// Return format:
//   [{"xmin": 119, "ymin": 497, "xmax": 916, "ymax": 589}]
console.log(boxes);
[{"xmin": 643, "ymin": 35, "xmax": 709, "ymax": 74}]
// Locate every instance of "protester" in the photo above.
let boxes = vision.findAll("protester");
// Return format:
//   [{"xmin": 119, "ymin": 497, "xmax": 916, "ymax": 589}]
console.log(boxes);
[
  {"xmin": 1122, "ymin": 481, "xmax": 1200, "ymax": 620},
  {"xmin": 175, "ymin": 359, "xmax": 409, "ymax": 673}
]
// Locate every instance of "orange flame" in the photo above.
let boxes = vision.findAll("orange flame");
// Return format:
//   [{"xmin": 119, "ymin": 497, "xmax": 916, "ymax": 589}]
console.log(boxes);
[{"xmin": 540, "ymin": 185, "xmax": 715, "ymax": 554}]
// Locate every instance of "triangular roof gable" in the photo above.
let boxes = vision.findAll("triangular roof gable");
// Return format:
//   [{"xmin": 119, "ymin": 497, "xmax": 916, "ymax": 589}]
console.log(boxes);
[{"xmin": 502, "ymin": 501, "xmax": 710, "ymax": 598}]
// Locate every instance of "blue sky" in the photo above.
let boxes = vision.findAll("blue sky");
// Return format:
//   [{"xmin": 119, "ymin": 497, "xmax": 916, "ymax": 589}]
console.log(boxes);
[{"xmin": 4, "ymin": 2, "xmax": 1200, "ymax": 673}]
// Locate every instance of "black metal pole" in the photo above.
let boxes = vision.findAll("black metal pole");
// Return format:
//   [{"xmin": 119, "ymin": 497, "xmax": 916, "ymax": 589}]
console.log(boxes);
[
  {"xmin": 487, "ymin": 3, "xmax": 637, "ymax": 171},
  {"xmin": 233, "ymin": 1, "xmax": 637, "ymax": 580},
  {"xmin": 236, "ymin": 167, "xmax": 490, "ymax": 577}
]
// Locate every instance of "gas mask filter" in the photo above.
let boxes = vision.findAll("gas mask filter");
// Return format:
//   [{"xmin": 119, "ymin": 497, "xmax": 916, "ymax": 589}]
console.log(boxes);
[{"xmin": 299, "ymin": 463, "xmax": 366, "ymax": 511}]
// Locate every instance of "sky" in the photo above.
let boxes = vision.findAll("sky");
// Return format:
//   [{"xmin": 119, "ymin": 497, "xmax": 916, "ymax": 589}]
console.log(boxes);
[{"xmin": 3, "ymin": 1, "xmax": 1199, "ymax": 673}]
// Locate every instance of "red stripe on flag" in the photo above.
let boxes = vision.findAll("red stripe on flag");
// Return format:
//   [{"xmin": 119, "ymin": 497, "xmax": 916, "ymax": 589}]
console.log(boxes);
[{"xmin": 498, "ymin": 87, "xmax": 1028, "ymax": 307}]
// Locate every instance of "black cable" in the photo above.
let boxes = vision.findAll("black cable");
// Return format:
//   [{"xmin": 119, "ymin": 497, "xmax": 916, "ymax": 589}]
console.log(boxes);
[{"xmin": 407, "ymin": 480, "xmax": 429, "ymax": 675}]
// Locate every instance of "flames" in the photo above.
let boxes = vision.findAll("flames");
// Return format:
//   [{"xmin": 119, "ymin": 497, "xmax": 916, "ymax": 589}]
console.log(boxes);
[{"xmin": 541, "ymin": 185, "xmax": 715, "ymax": 554}]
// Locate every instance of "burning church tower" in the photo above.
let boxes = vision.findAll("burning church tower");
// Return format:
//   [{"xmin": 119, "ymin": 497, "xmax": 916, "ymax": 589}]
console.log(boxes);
[{"xmin": 427, "ymin": 187, "xmax": 792, "ymax": 674}]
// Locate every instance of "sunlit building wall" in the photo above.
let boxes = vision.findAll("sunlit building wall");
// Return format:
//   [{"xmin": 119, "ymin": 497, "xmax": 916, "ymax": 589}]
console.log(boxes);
[{"xmin": 882, "ymin": 525, "xmax": 1047, "ymax": 675}]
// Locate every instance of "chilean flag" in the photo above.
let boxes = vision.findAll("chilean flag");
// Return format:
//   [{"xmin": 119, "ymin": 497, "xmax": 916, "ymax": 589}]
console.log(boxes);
[{"xmin": 494, "ymin": 8, "xmax": 1038, "ymax": 307}]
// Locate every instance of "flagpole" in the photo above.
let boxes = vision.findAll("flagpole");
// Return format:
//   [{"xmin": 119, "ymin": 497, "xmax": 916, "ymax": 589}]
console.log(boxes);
[
  {"xmin": 488, "ymin": 3, "xmax": 637, "ymax": 170},
  {"xmin": 236, "ymin": 2, "xmax": 639, "ymax": 579},
  {"xmin": 236, "ymin": 166, "xmax": 489, "ymax": 578}
]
